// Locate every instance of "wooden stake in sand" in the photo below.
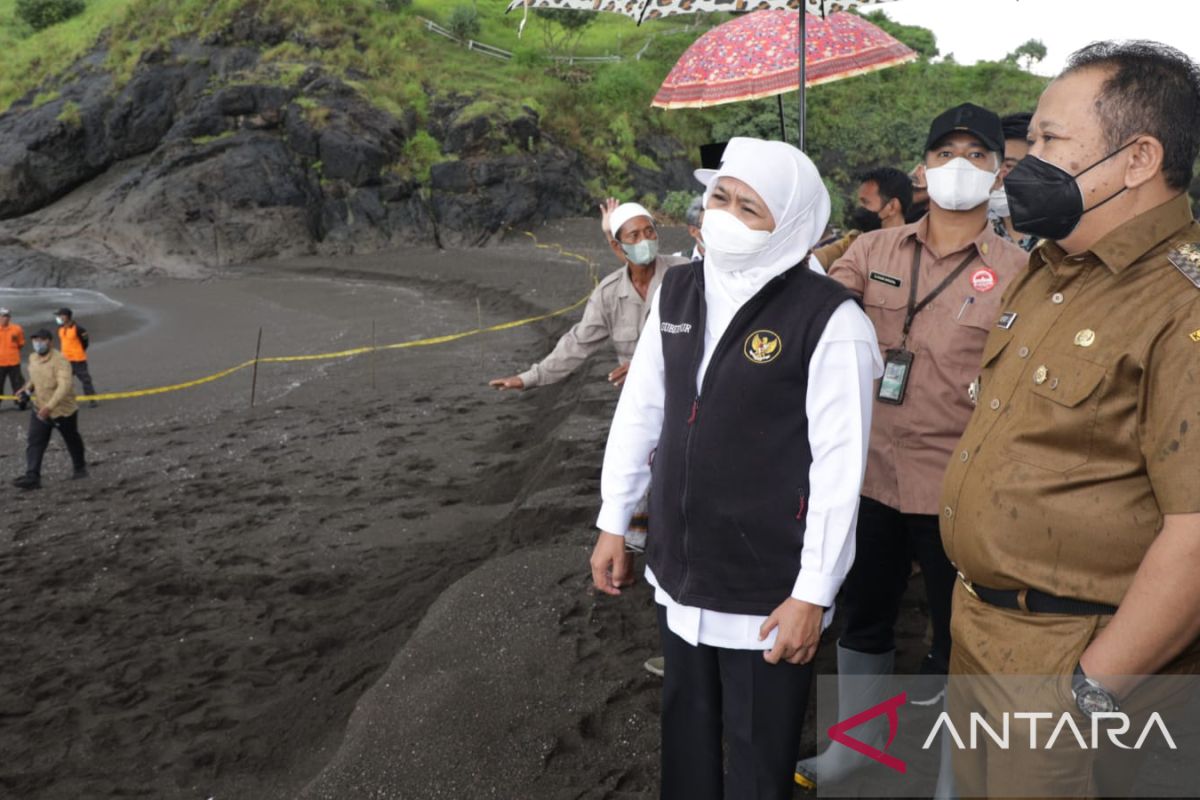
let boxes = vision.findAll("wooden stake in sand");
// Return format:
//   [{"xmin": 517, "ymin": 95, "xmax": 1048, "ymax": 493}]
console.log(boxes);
[
  {"xmin": 476, "ymin": 297, "xmax": 484, "ymax": 368},
  {"xmin": 250, "ymin": 327, "xmax": 263, "ymax": 408}
]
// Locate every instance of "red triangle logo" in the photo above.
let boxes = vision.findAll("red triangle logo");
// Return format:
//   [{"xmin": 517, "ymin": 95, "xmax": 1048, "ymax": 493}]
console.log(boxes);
[{"xmin": 826, "ymin": 691, "xmax": 907, "ymax": 774}]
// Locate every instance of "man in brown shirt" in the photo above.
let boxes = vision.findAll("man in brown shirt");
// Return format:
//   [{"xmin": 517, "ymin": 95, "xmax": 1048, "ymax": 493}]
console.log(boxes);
[
  {"xmin": 797, "ymin": 104, "xmax": 1026, "ymax": 789},
  {"xmin": 941, "ymin": 41, "xmax": 1200, "ymax": 796},
  {"xmin": 12, "ymin": 329, "xmax": 87, "ymax": 490}
]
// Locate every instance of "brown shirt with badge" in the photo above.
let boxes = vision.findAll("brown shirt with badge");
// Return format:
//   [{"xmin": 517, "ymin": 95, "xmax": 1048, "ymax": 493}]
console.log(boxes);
[
  {"xmin": 828, "ymin": 216, "xmax": 1027, "ymax": 514},
  {"xmin": 941, "ymin": 193, "xmax": 1200, "ymax": 607}
]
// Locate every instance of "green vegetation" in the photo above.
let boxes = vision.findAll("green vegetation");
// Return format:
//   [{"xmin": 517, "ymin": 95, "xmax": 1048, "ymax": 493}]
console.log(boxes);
[
  {"xmin": 16, "ymin": 0, "xmax": 84, "ymax": 31},
  {"xmin": 446, "ymin": 3, "xmax": 480, "ymax": 42},
  {"xmin": 191, "ymin": 130, "xmax": 235, "ymax": 145},
  {"xmin": 0, "ymin": 0, "xmax": 1054, "ymax": 225},
  {"xmin": 56, "ymin": 97, "xmax": 80, "ymax": 125}
]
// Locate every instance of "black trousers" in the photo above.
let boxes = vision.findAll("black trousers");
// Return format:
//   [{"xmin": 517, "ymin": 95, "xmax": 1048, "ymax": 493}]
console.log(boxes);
[
  {"xmin": 658, "ymin": 606, "xmax": 814, "ymax": 800},
  {"xmin": 70, "ymin": 360, "xmax": 96, "ymax": 396},
  {"xmin": 837, "ymin": 495, "xmax": 956, "ymax": 669},
  {"xmin": 26, "ymin": 410, "xmax": 86, "ymax": 477},
  {"xmin": 0, "ymin": 364, "xmax": 23, "ymax": 398}
]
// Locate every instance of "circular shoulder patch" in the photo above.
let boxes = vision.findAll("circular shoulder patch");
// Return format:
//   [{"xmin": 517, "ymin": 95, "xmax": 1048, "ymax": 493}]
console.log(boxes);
[
  {"xmin": 970, "ymin": 267, "xmax": 997, "ymax": 292},
  {"xmin": 744, "ymin": 330, "xmax": 782, "ymax": 364}
]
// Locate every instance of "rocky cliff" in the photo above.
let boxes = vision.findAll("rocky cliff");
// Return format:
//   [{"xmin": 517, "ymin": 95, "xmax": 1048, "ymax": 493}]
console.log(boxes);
[{"xmin": 0, "ymin": 20, "xmax": 695, "ymax": 285}]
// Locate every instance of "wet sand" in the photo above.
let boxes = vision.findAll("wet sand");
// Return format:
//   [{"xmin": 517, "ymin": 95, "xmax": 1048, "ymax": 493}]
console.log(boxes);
[{"xmin": 0, "ymin": 222, "xmax": 930, "ymax": 799}]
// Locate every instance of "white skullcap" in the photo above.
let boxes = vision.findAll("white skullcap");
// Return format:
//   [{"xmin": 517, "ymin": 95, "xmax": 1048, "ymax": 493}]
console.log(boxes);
[{"xmin": 609, "ymin": 202, "xmax": 654, "ymax": 240}]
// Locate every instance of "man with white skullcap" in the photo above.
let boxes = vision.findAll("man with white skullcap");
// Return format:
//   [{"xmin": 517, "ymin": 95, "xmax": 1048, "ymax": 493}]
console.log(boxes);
[{"xmin": 489, "ymin": 202, "xmax": 689, "ymax": 392}]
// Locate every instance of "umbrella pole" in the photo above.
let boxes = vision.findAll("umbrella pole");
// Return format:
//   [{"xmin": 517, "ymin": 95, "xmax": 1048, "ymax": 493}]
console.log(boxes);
[
  {"xmin": 798, "ymin": 7, "xmax": 806, "ymax": 151},
  {"xmin": 777, "ymin": 94, "xmax": 786, "ymax": 142}
]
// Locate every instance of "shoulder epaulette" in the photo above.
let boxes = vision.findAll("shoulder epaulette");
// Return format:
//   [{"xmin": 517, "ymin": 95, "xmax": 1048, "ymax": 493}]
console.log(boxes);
[{"xmin": 1167, "ymin": 242, "xmax": 1200, "ymax": 289}]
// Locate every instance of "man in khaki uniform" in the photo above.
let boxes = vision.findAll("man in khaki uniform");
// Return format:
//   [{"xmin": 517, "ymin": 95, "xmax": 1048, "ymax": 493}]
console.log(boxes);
[
  {"xmin": 12, "ymin": 329, "xmax": 87, "ymax": 490},
  {"xmin": 489, "ymin": 202, "xmax": 688, "ymax": 392},
  {"xmin": 798, "ymin": 104, "xmax": 1027, "ymax": 790},
  {"xmin": 941, "ymin": 41, "xmax": 1200, "ymax": 796}
]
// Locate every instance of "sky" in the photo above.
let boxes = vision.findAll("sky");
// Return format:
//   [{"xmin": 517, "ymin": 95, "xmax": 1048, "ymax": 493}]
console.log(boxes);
[{"xmin": 878, "ymin": 0, "xmax": 1200, "ymax": 76}]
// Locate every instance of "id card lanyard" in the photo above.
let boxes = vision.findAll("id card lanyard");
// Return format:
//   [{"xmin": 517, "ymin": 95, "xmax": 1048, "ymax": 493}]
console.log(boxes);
[{"xmin": 877, "ymin": 245, "xmax": 979, "ymax": 405}]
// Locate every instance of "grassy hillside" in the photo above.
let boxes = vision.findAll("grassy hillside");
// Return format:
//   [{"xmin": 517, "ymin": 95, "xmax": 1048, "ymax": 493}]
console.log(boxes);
[{"xmin": 0, "ymin": 0, "xmax": 1052, "ymax": 224}]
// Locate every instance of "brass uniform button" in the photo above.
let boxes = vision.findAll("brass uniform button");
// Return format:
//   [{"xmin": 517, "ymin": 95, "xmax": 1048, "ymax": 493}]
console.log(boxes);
[
  {"xmin": 1034, "ymin": 365, "xmax": 1048, "ymax": 385},
  {"xmin": 1074, "ymin": 329, "xmax": 1096, "ymax": 347}
]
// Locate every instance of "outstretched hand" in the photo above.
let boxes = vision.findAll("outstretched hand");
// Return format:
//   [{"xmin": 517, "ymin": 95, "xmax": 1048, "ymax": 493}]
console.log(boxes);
[{"xmin": 489, "ymin": 375, "xmax": 525, "ymax": 391}]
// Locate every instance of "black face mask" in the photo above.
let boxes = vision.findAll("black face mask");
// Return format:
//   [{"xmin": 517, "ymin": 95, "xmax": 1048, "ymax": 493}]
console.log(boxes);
[
  {"xmin": 1003, "ymin": 140, "xmax": 1136, "ymax": 241},
  {"xmin": 849, "ymin": 205, "xmax": 883, "ymax": 233}
]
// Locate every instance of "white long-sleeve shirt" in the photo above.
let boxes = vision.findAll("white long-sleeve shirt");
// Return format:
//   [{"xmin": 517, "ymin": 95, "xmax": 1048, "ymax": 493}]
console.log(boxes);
[{"xmin": 596, "ymin": 273, "xmax": 882, "ymax": 650}]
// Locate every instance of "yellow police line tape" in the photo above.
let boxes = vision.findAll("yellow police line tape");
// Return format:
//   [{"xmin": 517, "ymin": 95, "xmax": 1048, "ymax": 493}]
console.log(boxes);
[{"xmin": 1, "ymin": 231, "xmax": 600, "ymax": 403}]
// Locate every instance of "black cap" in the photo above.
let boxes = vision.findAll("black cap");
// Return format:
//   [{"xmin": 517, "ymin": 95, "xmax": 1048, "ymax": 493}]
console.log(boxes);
[
  {"xmin": 700, "ymin": 142, "xmax": 728, "ymax": 170},
  {"xmin": 56, "ymin": 307, "xmax": 72, "ymax": 317},
  {"xmin": 31, "ymin": 328, "xmax": 52, "ymax": 340},
  {"xmin": 924, "ymin": 103, "xmax": 1004, "ymax": 155}
]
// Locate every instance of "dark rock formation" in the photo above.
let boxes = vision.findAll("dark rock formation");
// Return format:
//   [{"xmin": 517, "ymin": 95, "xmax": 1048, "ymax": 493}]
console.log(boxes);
[{"xmin": 0, "ymin": 23, "xmax": 693, "ymax": 283}]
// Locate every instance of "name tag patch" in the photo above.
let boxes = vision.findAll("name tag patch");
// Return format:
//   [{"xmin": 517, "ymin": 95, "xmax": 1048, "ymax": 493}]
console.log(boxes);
[
  {"xmin": 997, "ymin": 311, "xmax": 1018, "ymax": 330},
  {"xmin": 660, "ymin": 322, "xmax": 692, "ymax": 334},
  {"xmin": 869, "ymin": 271, "xmax": 902, "ymax": 288}
]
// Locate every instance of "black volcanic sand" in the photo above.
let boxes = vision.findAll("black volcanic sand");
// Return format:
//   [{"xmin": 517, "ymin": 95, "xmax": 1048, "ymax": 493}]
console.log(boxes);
[{"xmin": 0, "ymin": 221, "xmax": 930, "ymax": 800}]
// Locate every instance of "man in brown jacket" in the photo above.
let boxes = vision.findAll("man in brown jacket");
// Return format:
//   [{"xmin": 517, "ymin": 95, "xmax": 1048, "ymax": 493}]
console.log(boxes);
[
  {"xmin": 941, "ymin": 41, "xmax": 1200, "ymax": 796},
  {"xmin": 13, "ymin": 329, "xmax": 87, "ymax": 490}
]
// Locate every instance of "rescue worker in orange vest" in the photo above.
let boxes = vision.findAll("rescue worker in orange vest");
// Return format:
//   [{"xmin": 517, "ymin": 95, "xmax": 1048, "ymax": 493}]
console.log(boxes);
[
  {"xmin": 55, "ymin": 307, "xmax": 97, "ymax": 408},
  {"xmin": 0, "ymin": 307, "xmax": 25, "ymax": 409}
]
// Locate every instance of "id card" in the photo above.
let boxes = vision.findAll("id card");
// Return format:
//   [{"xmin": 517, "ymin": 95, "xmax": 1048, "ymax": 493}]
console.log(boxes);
[{"xmin": 878, "ymin": 348, "xmax": 914, "ymax": 405}]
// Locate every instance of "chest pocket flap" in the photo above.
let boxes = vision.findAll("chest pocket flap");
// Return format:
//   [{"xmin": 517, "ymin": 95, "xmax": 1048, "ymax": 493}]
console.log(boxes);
[
  {"xmin": 1003, "ymin": 353, "xmax": 1107, "ymax": 473},
  {"xmin": 1029, "ymin": 355, "xmax": 1106, "ymax": 408}
]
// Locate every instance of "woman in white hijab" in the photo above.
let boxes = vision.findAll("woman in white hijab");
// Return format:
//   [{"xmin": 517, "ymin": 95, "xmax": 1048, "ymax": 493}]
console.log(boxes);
[{"xmin": 591, "ymin": 137, "xmax": 882, "ymax": 799}]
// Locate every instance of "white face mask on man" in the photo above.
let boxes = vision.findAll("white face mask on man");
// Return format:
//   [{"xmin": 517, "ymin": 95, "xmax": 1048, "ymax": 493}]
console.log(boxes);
[
  {"xmin": 699, "ymin": 208, "xmax": 772, "ymax": 273},
  {"xmin": 988, "ymin": 187, "xmax": 1010, "ymax": 219},
  {"xmin": 925, "ymin": 157, "xmax": 997, "ymax": 212}
]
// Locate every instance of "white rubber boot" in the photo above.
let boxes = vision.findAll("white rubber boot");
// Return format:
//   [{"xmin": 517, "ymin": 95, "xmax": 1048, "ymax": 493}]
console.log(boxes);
[
  {"xmin": 932, "ymin": 694, "xmax": 957, "ymax": 799},
  {"xmin": 794, "ymin": 644, "xmax": 895, "ymax": 791}
]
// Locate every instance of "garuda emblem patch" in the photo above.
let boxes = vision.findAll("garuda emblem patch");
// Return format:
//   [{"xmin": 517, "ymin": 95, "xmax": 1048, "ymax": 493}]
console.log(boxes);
[{"xmin": 744, "ymin": 330, "xmax": 782, "ymax": 365}]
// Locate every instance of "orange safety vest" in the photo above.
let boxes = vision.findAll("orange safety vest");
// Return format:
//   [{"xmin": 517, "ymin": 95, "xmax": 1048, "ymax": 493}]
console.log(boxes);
[
  {"xmin": 0, "ymin": 322, "xmax": 23, "ymax": 367},
  {"xmin": 58, "ymin": 323, "xmax": 87, "ymax": 362}
]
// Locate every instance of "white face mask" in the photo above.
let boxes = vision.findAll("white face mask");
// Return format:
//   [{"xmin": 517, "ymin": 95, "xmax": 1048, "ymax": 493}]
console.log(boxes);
[
  {"xmin": 988, "ymin": 187, "xmax": 1010, "ymax": 219},
  {"xmin": 32, "ymin": 340, "xmax": 49, "ymax": 355},
  {"xmin": 54, "ymin": 317, "xmax": 64, "ymax": 326},
  {"xmin": 925, "ymin": 157, "xmax": 997, "ymax": 212},
  {"xmin": 620, "ymin": 238, "xmax": 658, "ymax": 266},
  {"xmin": 700, "ymin": 208, "xmax": 772, "ymax": 273}
]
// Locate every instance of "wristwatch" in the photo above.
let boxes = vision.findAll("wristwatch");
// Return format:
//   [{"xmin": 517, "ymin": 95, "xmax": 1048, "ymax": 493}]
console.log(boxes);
[{"xmin": 1071, "ymin": 663, "xmax": 1119, "ymax": 717}]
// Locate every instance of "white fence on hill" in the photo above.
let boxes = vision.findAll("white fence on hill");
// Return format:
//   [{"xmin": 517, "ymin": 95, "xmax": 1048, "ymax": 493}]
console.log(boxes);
[{"xmin": 419, "ymin": 18, "xmax": 623, "ymax": 64}]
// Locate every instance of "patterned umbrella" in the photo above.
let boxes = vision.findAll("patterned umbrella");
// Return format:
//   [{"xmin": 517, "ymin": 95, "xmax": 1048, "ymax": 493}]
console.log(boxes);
[
  {"xmin": 652, "ymin": 9, "xmax": 917, "ymax": 108},
  {"xmin": 505, "ymin": 1, "xmax": 899, "ymax": 25},
  {"xmin": 504, "ymin": 0, "xmax": 906, "ymax": 147}
]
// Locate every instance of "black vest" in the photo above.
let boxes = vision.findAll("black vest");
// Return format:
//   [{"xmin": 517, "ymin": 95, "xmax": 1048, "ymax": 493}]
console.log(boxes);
[{"xmin": 647, "ymin": 260, "xmax": 856, "ymax": 615}]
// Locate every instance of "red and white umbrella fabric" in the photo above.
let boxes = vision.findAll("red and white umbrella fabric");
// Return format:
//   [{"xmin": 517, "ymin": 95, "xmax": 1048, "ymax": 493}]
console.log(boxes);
[
  {"xmin": 505, "ymin": 0, "xmax": 900, "ymax": 25},
  {"xmin": 651, "ymin": 9, "xmax": 917, "ymax": 109}
]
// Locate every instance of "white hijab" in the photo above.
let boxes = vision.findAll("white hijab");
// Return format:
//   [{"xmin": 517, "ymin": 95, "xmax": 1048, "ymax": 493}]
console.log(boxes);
[{"xmin": 696, "ymin": 137, "xmax": 831, "ymax": 307}]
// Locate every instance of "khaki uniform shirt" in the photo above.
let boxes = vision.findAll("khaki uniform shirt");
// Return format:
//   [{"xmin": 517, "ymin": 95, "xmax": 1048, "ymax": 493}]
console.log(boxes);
[
  {"xmin": 814, "ymin": 230, "xmax": 861, "ymax": 271},
  {"xmin": 27, "ymin": 348, "xmax": 78, "ymax": 418},
  {"xmin": 519, "ymin": 255, "xmax": 689, "ymax": 388},
  {"xmin": 828, "ymin": 216, "xmax": 1027, "ymax": 514},
  {"xmin": 941, "ymin": 194, "xmax": 1200, "ymax": 606}
]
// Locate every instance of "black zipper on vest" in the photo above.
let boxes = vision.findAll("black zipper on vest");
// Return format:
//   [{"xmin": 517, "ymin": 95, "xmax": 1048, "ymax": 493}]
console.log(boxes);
[{"xmin": 677, "ymin": 269, "xmax": 791, "ymax": 600}]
